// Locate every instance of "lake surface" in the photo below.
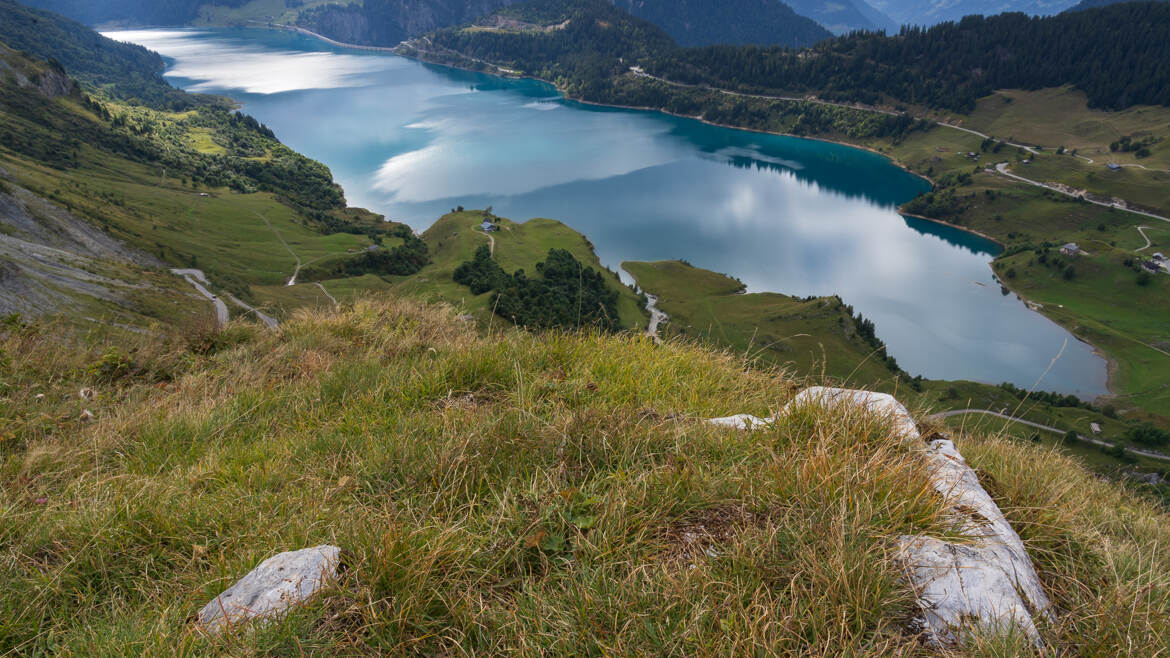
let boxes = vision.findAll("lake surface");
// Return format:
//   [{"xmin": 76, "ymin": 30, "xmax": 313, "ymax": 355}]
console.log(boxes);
[{"xmin": 109, "ymin": 27, "xmax": 1107, "ymax": 396}]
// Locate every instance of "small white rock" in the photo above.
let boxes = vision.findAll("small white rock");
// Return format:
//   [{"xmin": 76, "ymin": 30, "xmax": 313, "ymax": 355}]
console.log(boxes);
[
  {"xmin": 197, "ymin": 545, "xmax": 342, "ymax": 634},
  {"xmin": 707, "ymin": 413, "xmax": 772, "ymax": 430},
  {"xmin": 79, "ymin": 409, "xmax": 94, "ymax": 422}
]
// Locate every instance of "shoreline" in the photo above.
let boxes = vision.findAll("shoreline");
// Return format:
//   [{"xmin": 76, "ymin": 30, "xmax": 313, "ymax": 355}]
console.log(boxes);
[
  {"xmin": 254, "ymin": 21, "xmax": 402, "ymax": 52},
  {"xmin": 227, "ymin": 24, "xmax": 1119, "ymax": 398}
]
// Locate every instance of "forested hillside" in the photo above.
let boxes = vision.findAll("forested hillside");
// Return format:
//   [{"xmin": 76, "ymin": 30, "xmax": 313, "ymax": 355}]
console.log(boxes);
[
  {"xmin": 423, "ymin": 0, "xmax": 1170, "ymax": 113},
  {"xmin": 424, "ymin": 0, "xmax": 677, "ymax": 94},
  {"xmin": 651, "ymin": 2, "xmax": 1170, "ymax": 111},
  {"xmin": 0, "ymin": 0, "xmax": 204, "ymax": 108}
]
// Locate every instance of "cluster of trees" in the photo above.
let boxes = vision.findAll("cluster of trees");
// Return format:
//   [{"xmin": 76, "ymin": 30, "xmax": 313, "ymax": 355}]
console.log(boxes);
[
  {"xmin": 301, "ymin": 226, "xmax": 430, "ymax": 280},
  {"xmin": 1126, "ymin": 422, "xmax": 1170, "ymax": 447},
  {"xmin": 1032, "ymin": 247, "xmax": 1078, "ymax": 280},
  {"xmin": 1110, "ymin": 135, "xmax": 1157, "ymax": 158},
  {"xmin": 998, "ymin": 381, "xmax": 1099, "ymax": 410},
  {"xmin": 453, "ymin": 245, "xmax": 511, "ymax": 294},
  {"xmin": 454, "ymin": 246, "xmax": 622, "ymax": 330},
  {"xmin": 901, "ymin": 189, "xmax": 967, "ymax": 222},
  {"xmin": 841, "ymin": 303, "xmax": 903, "ymax": 374}
]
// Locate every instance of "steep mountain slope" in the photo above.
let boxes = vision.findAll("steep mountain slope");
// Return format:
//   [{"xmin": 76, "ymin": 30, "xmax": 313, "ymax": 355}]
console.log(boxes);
[
  {"xmin": 851, "ymin": 0, "xmax": 901, "ymax": 31},
  {"xmin": 0, "ymin": 0, "xmax": 200, "ymax": 108},
  {"xmin": 610, "ymin": 0, "xmax": 832, "ymax": 46},
  {"xmin": 294, "ymin": 0, "xmax": 521, "ymax": 46},
  {"xmin": 785, "ymin": 0, "xmax": 897, "ymax": 33},
  {"xmin": 1066, "ymin": 0, "xmax": 1169, "ymax": 10},
  {"xmin": 0, "ymin": 46, "xmax": 200, "ymax": 326},
  {"xmin": 18, "ymin": 0, "xmax": 251, "ymax": 27},
  {"xmin": 869, "ymin": 0, "xmax": 1078, "ymax": 26}
]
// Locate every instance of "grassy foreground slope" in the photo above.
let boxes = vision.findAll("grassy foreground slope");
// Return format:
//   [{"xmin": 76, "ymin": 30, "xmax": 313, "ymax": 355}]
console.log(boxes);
[{"xmin": 3, "ymin": 297, "xmax": 1170, "ymax": 653}]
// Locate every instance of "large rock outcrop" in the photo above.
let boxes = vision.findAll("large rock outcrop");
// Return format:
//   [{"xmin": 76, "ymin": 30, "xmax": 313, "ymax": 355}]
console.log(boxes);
[{"xmin": 711, "ymin": 386, "xmax": 1053, "ymax": 646}]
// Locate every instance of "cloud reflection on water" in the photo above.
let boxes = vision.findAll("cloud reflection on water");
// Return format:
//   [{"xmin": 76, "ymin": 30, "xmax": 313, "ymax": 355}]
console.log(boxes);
[{"xmin": 105, "ymin": 29, "xmax": 394, "ymax": 93}]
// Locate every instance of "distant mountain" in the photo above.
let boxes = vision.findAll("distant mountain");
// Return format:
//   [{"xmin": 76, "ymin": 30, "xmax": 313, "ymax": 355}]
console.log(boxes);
[
  {"xmin": 18, "ymin": 0, "xmax": 251, "ymax": 26},
  {"xmin": 868, "ymin": 0, "xmax": 1079, "ymax": 26},
  {"xmin": 300, "ymin": 0, "xmax": 833, "ymax": 49},
  {"xmin": 785, "ymin": 0, "xmax": 898, "ymax": 33},
  {"xmin": 610, "ymin": 0, "xmax": 832, "ymax": 46},
  {"xmin": 1065, "ymin": 0, "xmax": 1168, "ymax": 10},
  {"xmin": 852, "ymin": 0, "xmax": 902, "ymax": 31}
]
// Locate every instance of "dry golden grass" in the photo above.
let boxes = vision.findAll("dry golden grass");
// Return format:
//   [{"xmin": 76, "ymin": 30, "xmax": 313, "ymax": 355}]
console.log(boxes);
[{"xmin": 1, "ymin": 296, "xmax": 1168, "ymax": 655}]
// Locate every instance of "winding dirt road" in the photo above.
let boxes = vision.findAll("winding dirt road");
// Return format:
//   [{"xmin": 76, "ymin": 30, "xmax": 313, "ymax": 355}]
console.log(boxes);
[
  {"xmin": 931, "ymin": 408, "xmax": 1170, "ymax": 462},
  {"xmin": 172, "ymin": 268, "xmax": 228, "ymax": 326},
  {"xmin": 254, "ymin": 211, "xmax": 302, "ymax": 286},
  {"xmin": 644, "ymin": 293, "xmax": 668, "ymax": 344},
  {"xmin": 315, "ymin": 282, "xmax": 339, "ymax": 306},
  {"xmin": 993, "ymin": 162, "xmax": 1170, "ymax": 224}
]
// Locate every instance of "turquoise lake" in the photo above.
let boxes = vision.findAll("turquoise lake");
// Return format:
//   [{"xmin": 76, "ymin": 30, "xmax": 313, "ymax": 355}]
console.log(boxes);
[{"xmin": 109, "ymin": 27, "xmax": 1108, "ymax": 396}]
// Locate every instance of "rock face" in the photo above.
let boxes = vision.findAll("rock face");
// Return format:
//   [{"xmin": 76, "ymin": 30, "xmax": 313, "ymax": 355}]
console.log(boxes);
[
  {"xmin": 297, "ymin": 0, "xmax": 521, "ymax": 47},
  {"xmin": 710, "ymin": 386, "xmax": 1053, "ymax": 646},
  {"xmin": 895, "ymin": 439, "xmax": 1052, "ymax": 645},
  {"xmin": 197, "ymin": 545, "xmax": 342, "ymax": 634}
]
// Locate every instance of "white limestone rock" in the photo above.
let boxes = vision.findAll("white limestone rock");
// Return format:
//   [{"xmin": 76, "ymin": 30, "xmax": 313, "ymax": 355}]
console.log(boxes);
[
  {"xmin": 197, "ymin": 545, "xmax": 342, "ymax": 634},
  {"xmin": 707, "ymin": 413, "xmax": 772, "ymax": 430},
  {"xmin": 897, "ymin": 439, "xmax": 1052, "ymax": 645},
  {"xmin": 708, "ymin": 387, "xmax": 1053, "ymax": 646},
  {"xmin": 784, "ymin": 386, "xmax": 920, "ymax": 442}
]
